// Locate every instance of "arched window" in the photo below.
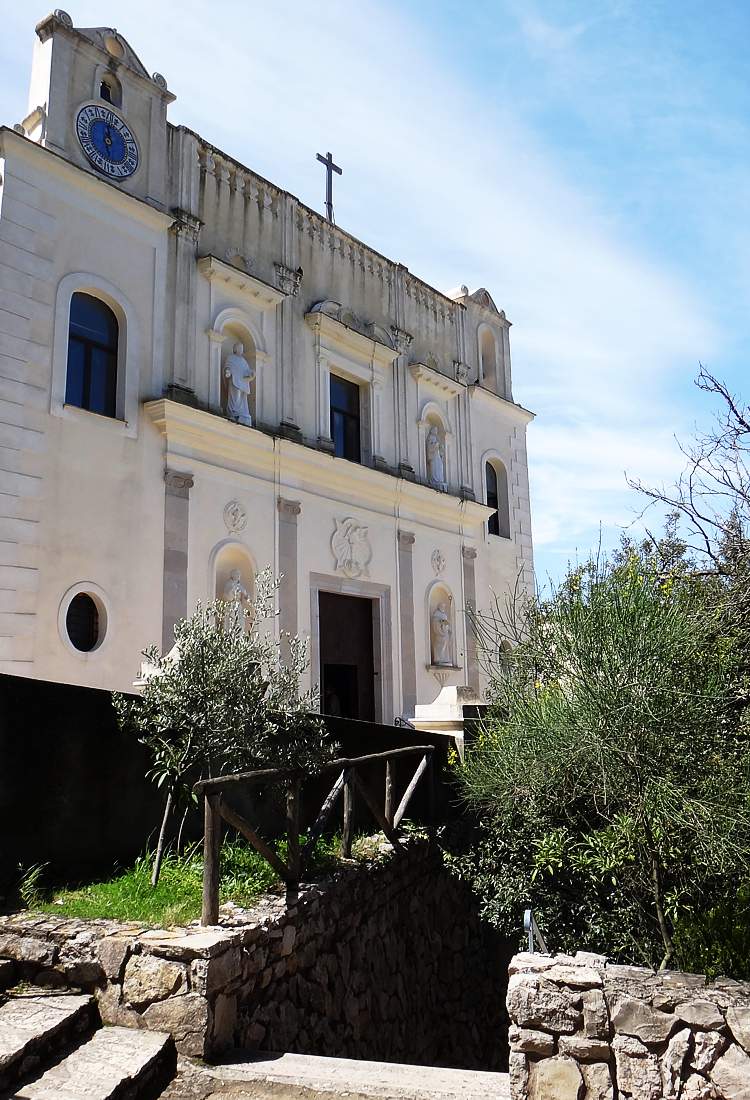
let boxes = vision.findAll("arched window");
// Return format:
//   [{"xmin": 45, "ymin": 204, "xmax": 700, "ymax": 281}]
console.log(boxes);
[
  {"xmin": 99, "ymin": 74, "xmax": 122, "ymax": 107},
  {"xmin": 486, "ymin": 460, "xmax": 511, "ymax": 539},
  {"xmin": 65, "ymin": 293, "xmax": 119, "ymax": 418},
  {"xmin": 480, "ymin": 327, "xmax": 498, "ymax": 392}
]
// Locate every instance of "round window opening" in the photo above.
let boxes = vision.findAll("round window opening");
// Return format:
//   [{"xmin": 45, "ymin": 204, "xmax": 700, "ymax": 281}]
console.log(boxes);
[{"xmin": 65, "ymin": 593, "xmax": 101, "ymax": 652}]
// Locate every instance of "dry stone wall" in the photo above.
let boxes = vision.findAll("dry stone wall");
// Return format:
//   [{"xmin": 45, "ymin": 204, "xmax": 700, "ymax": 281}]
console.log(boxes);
[
  {"xmin": 507, "ymin": 950, "xmax": 750, "ymax": 1099},
  {"xmin": 0, "ymin": 838, "xmax": 508, "ymax": 1069}
]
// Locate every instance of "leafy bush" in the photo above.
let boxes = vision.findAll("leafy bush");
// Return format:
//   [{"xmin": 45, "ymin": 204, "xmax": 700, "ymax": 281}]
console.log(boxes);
[
  {"xmin": 114, "ymin": 570, "xmax": 333, "ymax": 883},
  {"xmin": 450, "ymin": 542, "xmax": 750, "ymax": 973}
]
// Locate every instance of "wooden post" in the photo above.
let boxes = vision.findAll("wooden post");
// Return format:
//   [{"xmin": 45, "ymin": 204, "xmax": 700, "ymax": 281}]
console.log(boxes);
[
  {"xmin": 201, "ymin": 793, "xmax": 221, "ymax": 926},
  {"xmin": 286, "ymin": 779, "xmax": 301, "ymax": 891},
  {"xmin": 341, "ymin": 775, "xmax": 354, "ymax": 858},
  {"xmin": 427, "ymin": 751, "xmax": 436, "ymax": 824},
  {"xmin": 384, "ymin": 758, "xmax": 394, "ymax": 828}
]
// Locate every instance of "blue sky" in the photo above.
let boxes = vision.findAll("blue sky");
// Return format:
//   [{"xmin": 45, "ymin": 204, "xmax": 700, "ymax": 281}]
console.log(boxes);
[{"xmin": 2, "ymin": 1, "xmax": 748, "ymax": 585}]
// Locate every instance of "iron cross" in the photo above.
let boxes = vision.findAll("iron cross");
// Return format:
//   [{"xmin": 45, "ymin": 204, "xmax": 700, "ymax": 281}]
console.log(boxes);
[{"xmin": 316, "ymin": 151, "xmax": 342, "ymax": 224}]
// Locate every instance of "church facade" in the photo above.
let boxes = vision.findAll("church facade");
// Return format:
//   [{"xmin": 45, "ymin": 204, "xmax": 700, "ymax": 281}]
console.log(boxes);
[{"xmin": 0, "ymin": 12, "xmax": 534, "ymax": 723}]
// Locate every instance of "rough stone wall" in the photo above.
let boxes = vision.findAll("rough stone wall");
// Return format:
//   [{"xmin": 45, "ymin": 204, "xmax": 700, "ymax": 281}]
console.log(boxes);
[
  {"xmin": 0, "ymin": 839, "xmax": 508, "ymax": 1069},
  {"xmin": 507, "ymin": 950, "xmax": 750, "ymax": 1099}
]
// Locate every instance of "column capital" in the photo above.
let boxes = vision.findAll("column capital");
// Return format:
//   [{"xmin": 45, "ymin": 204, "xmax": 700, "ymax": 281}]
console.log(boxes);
[
  {"xmin": 165, "ymin": 468, "xmax": 194, "ymax": 497},
  {"xmin": 390, "ymin": 325, "xmax": 414, "ymax": 355},
  {"xmin": 397, "ymin": 530, "xmax": 416, "ymax": 549},
  {"xmin": 169, "ymin": 209, "xmax": 202, "ymax": 243},
  {"xmin": 206, "ymin": 327, "xmax": 225, "ymax": 344},
  {"xmin": 275, "ymin": 262, "xmax": 303, "ymax": 297},
  {"xmin": 278, "ymin": 497, "xmax": 302, "ymax": 518},
  {"xmin": 462, "ymin": 545, "xmax": 478, "ymax": 562}
]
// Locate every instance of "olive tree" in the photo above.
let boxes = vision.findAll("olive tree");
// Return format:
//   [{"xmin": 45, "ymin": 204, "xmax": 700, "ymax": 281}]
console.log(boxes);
[
  {"xmin": 455, "ymin": 547, "xmax": 750, "ymax": 971},
  {"xmin": 114, "ymin": 569, "xmax": 330, "ymax": 884}
]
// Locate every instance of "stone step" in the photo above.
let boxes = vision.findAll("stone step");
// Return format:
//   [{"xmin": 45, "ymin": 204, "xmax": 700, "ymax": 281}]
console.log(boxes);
[
  {"xmin": 163, "ymin": 1051, "xmax": 511, "ymax": 1099},
  {"xmin": 8, "ymin": 1025, "xmax": 176, "ymax": 1100},
  {"xmin": 0, "ymin": 991, "xmax": 95, "ymax": 1094}
]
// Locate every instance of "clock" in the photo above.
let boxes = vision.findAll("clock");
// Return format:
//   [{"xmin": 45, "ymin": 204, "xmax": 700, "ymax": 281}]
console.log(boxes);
[{"xmin": 75, "ymin": 104, "xmax": 139, "ymax": 180}]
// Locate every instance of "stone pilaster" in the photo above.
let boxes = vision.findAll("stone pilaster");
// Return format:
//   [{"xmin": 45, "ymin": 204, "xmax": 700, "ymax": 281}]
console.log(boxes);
[
  {"xmin": 277, "ymin": 499, "xmax": 301, "ymax": 660},
  {"xmin": 168, "ymin": 210, "xmax": 202, "ymax": 397},
  {"xmin": 162, "ymin": 469, "xmax": 194, "ymax": 652},
  {"xmin": 461, "ymin": 545, "xmax": 479, "ymax": 695},
  {"xmin": 397, "ymin": 530, "xmax": 417, "ymax": 715}
]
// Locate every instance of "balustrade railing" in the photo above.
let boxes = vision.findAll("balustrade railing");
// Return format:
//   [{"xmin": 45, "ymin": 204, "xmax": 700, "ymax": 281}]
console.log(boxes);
[{"xmin": 194, "ymin": 745, "xmax": 435, "ymax": 926}]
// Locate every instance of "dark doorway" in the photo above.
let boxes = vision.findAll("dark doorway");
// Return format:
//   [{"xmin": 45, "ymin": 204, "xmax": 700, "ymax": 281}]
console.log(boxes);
[{"xmin": 319, "ymin": 592, "xmax": 375, "ymax": 721}]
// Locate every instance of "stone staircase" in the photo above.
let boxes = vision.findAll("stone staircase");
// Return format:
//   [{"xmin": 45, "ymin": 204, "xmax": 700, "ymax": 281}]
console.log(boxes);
[
  {"xmin": 0, "ymin": 989, "xmax": 176, "ymax": 1099},
  {"xmin": 162, "ymin": 1051, "xmax": 511, "ymax": 1099}
]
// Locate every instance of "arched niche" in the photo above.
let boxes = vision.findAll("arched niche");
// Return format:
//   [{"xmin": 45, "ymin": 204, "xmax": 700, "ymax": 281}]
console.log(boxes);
[
  {"xmin": 478, "ymin": 324, "xmax": 501, "ymax": 395},
  {"xmin": 482, "ymin": 452, "xmax": 511, "ymax": 539},
  {"xmin": 417, "ymin": 401, "xmax": 452, "ymax": 492},
  {"xmin": 425, "ymin": 580, "xmax": 458, "ymax": 669},
  {"xmin": 209, "ymin": 539, "xmax": 256, "ymax": 631},
  {"xmin": 207, "ymin": 308, "xmax": 266, "ymax": 422}
]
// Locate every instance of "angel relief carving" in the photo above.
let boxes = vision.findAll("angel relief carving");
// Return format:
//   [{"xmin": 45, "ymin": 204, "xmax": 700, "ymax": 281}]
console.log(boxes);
[{"xmin": 331, "ymin": 517, "xmax": 372, "ymax": 579}]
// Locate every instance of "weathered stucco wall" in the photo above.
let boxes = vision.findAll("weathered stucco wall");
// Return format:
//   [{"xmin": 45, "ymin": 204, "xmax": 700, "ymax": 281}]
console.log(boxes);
[
  {"xmin": 507, "ymin": 950, "xmax": 750, "ymax": 1099},
  {"xmin": 0, "ymin": 839, "xmax": 508, "ymax": 1069}
]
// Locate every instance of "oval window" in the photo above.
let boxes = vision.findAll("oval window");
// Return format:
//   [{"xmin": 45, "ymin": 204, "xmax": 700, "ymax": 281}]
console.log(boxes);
[{"xmin": 65, "ymin": 593, "xmax": 101, "ymax": 652}]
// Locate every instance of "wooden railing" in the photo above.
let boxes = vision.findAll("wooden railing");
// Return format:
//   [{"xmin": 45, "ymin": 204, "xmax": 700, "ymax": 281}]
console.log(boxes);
[{"xmin": 193, "ymin": 745, "xmax": 435, "ymax": 926}]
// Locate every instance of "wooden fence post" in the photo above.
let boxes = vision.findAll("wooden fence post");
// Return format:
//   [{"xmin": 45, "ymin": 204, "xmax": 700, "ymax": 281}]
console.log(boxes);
[
  {"xmin": 341, "ymin": 775, "xmax": 354, "ymax": 858},
  {"xmin": 286, "ymin": 778, "xmax": 301, "ymax": 891},
  {"xmin": 384, "ymin": 758, "xmax": 394, "ymax": 828},
  {"xmin": 202, "ymin": 793, "xmax": 221, "ymax": 926}
]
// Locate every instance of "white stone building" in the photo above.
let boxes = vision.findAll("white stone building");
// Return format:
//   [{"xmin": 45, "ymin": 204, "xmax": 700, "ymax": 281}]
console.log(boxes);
[{"xmin": 0, "ymin": 12, "xmax": 534, "ymax": 723}]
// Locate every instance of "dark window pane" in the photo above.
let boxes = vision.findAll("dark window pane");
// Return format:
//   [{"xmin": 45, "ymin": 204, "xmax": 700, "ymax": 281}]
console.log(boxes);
[
  {"xmin": 70, "ymin": 293, "xmax": 118, "ymax": 347},
  {"xmin": 66, "ymin": 593, "xmax": 99, "ymax": 652},
  {"xmin": 65, "ymin": 338, "xmax": 86, "ymax": 408},
  {"xmin": 345, "ymin": 414, "xmax": 360, "ymax": 461},
  {"xmin": 89, "ymin": 347, "xmax": 117, "ymax": 417},
  {"xmin": 329, "ymin": 375, "xmax": 361, "ymax": 462},
  {"xmin": 330, "ymin": 375, "xmax": 359, "ymax": 415},
  {"xmin": 100, "ymin": 80, "xmax": 113, "ymax": 103},
  {"xmin": 486, "ymin": 463, "xmax": 500, "ymax": 536},
  {"xmin": 332, "ymin": 410, "xmax": 346, "ymax": 459},
  {"xmin": 66, "ymin": 293, "xmax": 119, "ymax": 418}
]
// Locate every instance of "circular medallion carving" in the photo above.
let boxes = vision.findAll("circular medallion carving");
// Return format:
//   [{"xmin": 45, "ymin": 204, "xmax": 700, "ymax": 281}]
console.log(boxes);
[{"xmin": 223, "ymin": 499, "xmax": 247, "ymax": 534}]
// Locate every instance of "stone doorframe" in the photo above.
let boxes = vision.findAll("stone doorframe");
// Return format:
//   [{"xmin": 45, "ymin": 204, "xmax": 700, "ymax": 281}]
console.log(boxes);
[{"xmin": 309, "ymin": 573, "xmax": 394, "ymax": 725}]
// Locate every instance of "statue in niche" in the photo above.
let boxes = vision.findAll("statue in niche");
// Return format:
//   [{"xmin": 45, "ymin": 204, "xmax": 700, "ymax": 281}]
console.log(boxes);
[
  {"xmin": 430, "ymin": 600, "xmax": 453, "ymax": 666},
  {"xmin": 426, "ymin": 425, "xmax": 446, "ymax": 490},
  {"xmin": 222, "ymin": 568, "xmax": 250, "ymax": 634},
  {"xmin": 223, "ymin": 342, "xmax": 254, "ymax": 427}
]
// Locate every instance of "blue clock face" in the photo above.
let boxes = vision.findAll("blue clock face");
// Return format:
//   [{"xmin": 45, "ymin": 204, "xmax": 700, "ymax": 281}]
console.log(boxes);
[{"xmin": 75, "ymin": 105, "xmax": 139, "ymax": 180}]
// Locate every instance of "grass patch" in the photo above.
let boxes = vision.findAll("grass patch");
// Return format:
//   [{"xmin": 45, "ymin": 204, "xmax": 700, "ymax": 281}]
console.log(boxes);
[{"xmin": 36, "ymin": 835, "xmax": 342, "ymax": 926}]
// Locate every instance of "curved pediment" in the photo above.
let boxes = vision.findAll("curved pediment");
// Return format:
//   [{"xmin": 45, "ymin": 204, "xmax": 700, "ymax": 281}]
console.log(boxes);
[
  {"xmin": 467, "ymin": 287, "xmax": 505, "ymax": 319},
  {"xmin": 308, "ymin": 300, "xmax": 395, "ymax": 349},
  {"xmin": 77, "ymin": 27, "xmax": 152, "ymax": 82}
]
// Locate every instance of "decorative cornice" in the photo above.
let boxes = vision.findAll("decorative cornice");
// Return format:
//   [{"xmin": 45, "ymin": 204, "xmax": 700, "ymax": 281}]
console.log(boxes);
[
  {"xmin": 145, "ymin": 399, "xmax": 494, "ymax": 530},
  {"xmin": 409, "ymin": 361, "xmax": 464, "ymax": 398},
  {"xmin": 197, "ymin": 254, "xmax": 285, "ymax": 311},
  {"xmin": 469, "ymin": 384, "xmax": 535, "ymax": 424},
  {"xmin": 305, "ymin": 308, "xmax": 399, "ymax": 369}
]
